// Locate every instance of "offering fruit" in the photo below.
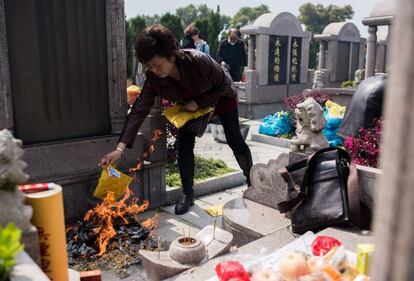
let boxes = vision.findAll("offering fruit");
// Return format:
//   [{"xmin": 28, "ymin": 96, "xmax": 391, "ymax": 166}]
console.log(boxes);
[{"xmin": 279, "ymin": 251, "xmax": 310, "ymax": 281}]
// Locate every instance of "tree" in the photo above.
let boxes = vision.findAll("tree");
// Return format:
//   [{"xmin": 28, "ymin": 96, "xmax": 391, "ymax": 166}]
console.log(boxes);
[
  {"xmin": 176, "ymin": 4, "xmax": 212, "ymax": 27},
  {"xmin": 207, "ymin": 6, "xmax": 222, "ymax": 59},
  {"xmin": 125, "ymin": 16, "xmax": 146, "ymax": 78},
  {"xmin": 298, "ymin": 3, "xmax": 354, "ymax": 68},
  {"xmin": 230, "ymin": 4, "xmax": 270, "ymax": 27},
  {"xmin": 194, "ymin": 18, "xmax": 209, "ymax": 40},
  {"xmin": 160, "ymin": 13, "xmax": 183, "ymax": 41},
  {"xmin": 143, "ymin": 14, "xmax": 160, "ymax": 26}
]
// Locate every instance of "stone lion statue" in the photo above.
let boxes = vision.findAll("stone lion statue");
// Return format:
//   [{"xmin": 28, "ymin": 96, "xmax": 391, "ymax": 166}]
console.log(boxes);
[
  {"xmin": 0, "ymin": 129, "xmax": 32, "ymax": 231},
  {"xmin": 0, "ymin": 129, "xmax": 29, "ymax": 189},
  {"xmin": 290, "ymin": 98, "xmax": 329, "ymax": 154}
]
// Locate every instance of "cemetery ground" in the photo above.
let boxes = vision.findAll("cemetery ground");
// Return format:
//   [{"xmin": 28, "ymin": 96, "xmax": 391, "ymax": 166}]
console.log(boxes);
[{"xmin": 93, "ymin": 120, "xmax": 289, "ymax": 280}]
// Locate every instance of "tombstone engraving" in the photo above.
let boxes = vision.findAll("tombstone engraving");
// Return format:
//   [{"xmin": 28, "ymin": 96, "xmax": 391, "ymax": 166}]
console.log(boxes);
[
  {"xmin": 239, "ymin": 12, "xmax": 311, "ymax": 119},
  {"xmin": 290, "ymin": 37, "xmax": 302, "ymax": 84},
  {"xmin": 268, "ymin": 35, "xmax": 288, "ymax": 85}
]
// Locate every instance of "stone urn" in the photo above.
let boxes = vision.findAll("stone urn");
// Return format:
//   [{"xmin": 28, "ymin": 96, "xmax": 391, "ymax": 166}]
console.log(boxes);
[{"xmin": 169, "ymin": 237, "xmax": 206, "ymax": 265}]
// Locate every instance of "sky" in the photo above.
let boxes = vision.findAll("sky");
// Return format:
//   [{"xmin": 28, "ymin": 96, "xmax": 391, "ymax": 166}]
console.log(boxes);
[{"xmin": 125, "ymin": 0, "xmax": 393, "ymax": 37}]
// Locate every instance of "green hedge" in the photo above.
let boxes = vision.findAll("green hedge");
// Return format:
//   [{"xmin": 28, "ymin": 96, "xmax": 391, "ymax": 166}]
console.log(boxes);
[{"xmin": 166, "ymin": 156, "xmax": 236, "ymax": 187}]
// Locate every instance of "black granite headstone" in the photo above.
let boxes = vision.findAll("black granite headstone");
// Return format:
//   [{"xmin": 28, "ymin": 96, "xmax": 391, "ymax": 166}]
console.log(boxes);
[{"xmin": 268, "ymin": 35, "xmax": 288, "ymax": 85}]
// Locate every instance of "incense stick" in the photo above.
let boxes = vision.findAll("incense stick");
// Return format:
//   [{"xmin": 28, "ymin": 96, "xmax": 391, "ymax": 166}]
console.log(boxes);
[{"xmin": 157, "ymin": 237, "xmax": 161, "ymax": 259}]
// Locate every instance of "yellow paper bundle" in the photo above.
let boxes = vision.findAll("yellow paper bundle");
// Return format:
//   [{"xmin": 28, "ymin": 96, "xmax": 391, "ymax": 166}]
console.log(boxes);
[{"xmin": 163, "ymin": 105, "xmax": 213, "ymax": 128}]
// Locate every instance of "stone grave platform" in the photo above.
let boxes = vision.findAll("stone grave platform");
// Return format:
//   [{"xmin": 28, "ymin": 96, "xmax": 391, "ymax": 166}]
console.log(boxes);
[
  {"xmin": 221, "ymin": 152, "xmax": 377, "ymax": 248},
  {"xmin": 171, "ymin": 227, "xmax": 373, "ymax": 281}
]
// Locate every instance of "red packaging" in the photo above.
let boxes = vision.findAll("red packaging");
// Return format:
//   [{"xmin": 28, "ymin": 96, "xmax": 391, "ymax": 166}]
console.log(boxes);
[
  {"xmin": 215, "ymin": 261, "xmax": 250, "ymax": 281},
  {"xmin": 311, "ymin": 235, "xmax": 342, "ymax": 256},
  {"xmin": 18, "ymin": 183, "xmax": 55, "ymax": 193}
]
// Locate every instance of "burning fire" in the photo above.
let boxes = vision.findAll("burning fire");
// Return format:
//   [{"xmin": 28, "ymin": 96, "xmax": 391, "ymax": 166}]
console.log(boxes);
[{"xmin": 83, "ymin": 188, "xmax": 158, "ymax": 256}]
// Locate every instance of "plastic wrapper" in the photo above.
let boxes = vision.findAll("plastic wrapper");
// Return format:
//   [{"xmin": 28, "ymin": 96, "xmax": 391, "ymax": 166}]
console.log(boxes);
[
  {"xmin": 215, "ymin": 261, "xmax": 251, "ymax": 281},
  {"xmin": 258, "ymin": 111, "xmax": 293, "ymax": 137},
  {"xmin": 94, "ymin": 166, "xmax": 133, "ymax": 200},
  {"xmin": 311, "ymin": 236, "xmax": 342, "ymax": 256},
  {"xmin": 323, "ymin": 101, "xmax": 346, "ymax": 147},
  {"xmin": 356, "ymin": 244, "xmax": 375, "ymax": 275}
]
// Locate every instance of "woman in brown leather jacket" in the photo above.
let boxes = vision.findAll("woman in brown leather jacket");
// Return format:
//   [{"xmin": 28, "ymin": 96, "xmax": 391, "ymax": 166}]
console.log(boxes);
[{"xmin": 101, "ymin": 24, "xmax": 253, "ymax": 215}]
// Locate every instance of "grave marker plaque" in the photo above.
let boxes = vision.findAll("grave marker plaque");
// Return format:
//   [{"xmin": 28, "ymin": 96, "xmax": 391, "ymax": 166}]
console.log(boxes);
[
  {"xmin": 289, "ymin": 37, "xmax": 302, "ymax": 84},
  {"xmin": 268, "ymin": 35, "xmax": 288, "ymax": 85}
]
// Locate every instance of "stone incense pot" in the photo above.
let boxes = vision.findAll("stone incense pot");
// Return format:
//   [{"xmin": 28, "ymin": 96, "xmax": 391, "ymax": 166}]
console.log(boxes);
[
  {"xmin": 139, "ymin": 225, "xmax": 233, "ymax": 281},
  {"xmin": 169, "ymin": 237, "xmax": 206, "ymax": 265}
]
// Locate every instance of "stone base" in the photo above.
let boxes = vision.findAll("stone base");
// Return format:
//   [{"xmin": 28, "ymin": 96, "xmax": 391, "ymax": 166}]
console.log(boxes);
[
  {"xmin": 166, "ymin": 171, "xmax": 245, "ymax": 205},
  {"xmin": 21, "ymin": 225, "xmax": 41, "ymax": 266},
  {"xmin": 251, "ymin": 133, "xmax": 292, "ymax": 148},
  {"xmin": 222, "ymin": 197, "xmax": 291, "ymax": 247},
  {"xmin": 11, "ymin": 251, "xmax": 49, "ymax": 281},
  {"xmin": 238, "ymin": 101, "xmax": 284, "ymax": 119},
  {"xmin": 139, "ymin": 226, "xmax": 233, "ymax": 281}
]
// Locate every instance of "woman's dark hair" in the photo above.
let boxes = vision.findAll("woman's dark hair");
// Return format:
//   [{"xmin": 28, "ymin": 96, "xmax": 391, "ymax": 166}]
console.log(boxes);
[
  {"xmin": 184, "ymin": 24, "xmax": 199, "ymax": 37},
  {"xmin": 135, "ymin": 24, "xmax": 179, "ymax": 63}
]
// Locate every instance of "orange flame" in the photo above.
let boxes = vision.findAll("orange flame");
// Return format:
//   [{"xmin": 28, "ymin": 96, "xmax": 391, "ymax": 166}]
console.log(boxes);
[
  {"xmin": 151, "ymin": 129, "xmax": 163, "ymax": 142},
  {"xmin": 129, "ymin": 160, "xmax": 143, "ymax": 173},
  {"xmin": 83, "ymin": 188, "xmax": 155, "ymax": 256}
]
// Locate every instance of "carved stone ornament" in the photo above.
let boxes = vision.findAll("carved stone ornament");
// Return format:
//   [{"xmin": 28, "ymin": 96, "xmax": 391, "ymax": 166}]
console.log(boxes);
[
  {"xmin": 290, "ymin": 98, "xmax": 329, "ymax": 154},
  {"xmin": 0, "ymin": 129, "xmax": 32, "ymax": 232}
]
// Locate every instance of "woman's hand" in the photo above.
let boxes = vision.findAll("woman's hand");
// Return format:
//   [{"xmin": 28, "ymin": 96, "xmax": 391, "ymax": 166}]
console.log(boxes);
[
  {"xmin": 100, "ymin": 150, "xmax": 122, "ymax": 166},
  {"xmin": 182, "ymin": 100, "xmax": 199, "ymax": 112}
]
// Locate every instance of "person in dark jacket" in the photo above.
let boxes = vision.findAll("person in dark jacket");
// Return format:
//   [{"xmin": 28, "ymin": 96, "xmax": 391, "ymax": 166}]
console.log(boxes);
[
  {"xmin": 337, "ymin": 74, "xmax": 387, "ymax": 139},
  {"xmin": 216, "ymin": 28, "xmax": 247, "ymax": 82},
  {"xmin": 101, "ymin": 25, "xmax": 253, "ymax": 215},
  {"xmin": 180, "ymin": 24, "xmax": 196, "ymax": 49}
]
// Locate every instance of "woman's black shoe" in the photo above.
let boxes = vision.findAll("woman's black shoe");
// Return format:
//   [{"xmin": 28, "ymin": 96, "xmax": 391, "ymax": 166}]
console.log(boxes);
[{"xmin": 174, "ymin": 194, "xmax": 195, "ymax": 215}]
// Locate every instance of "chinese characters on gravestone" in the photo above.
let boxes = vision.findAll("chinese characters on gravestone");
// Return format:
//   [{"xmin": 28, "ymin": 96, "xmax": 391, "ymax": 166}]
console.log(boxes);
[
  {"xmin": 290, "ymin": 37, "xmax": 302, "ymax": 84},
  {"xmin": 268, "ymin": 35, "xmax": 288, "ymax": 84}
]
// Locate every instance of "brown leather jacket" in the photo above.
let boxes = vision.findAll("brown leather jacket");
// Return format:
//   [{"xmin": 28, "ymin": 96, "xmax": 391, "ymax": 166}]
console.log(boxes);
[{"xmin": 119, "ymin": 49, "xmax": 237, "ymax": 147}]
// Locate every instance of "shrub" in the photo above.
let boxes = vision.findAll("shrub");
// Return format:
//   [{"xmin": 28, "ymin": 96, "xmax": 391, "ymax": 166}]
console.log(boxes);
[
  {"xmin": 166, "ymin": 155, "xmax": 236, "ymax": 187},
  {"xmin": 284, "ymin": 89, "xmax": 331, "ymax": 112},
  {"xmin": 0, "ymin": 223, "xmax": 24, "ymax": 281},
  {"xmin": 344, "ymin": 119, "xmax": 382, "ymax": 168},
  {"xmin": 341, "ymin": 80, "xmax": 355, "ymax": 89}
]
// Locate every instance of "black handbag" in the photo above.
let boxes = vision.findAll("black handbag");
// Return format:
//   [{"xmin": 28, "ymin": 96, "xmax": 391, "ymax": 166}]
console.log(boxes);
[
  {"xmin": 180, "ymin": 108, "xmax": 215, "ymax": 138},
  {"xmin": 277, "ymin": 147, "xmax": 371, "ymax": 234}
]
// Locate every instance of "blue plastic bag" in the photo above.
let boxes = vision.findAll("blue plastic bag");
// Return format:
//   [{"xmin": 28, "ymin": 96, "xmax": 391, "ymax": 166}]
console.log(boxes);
[
  {"xmin": 259, "ymin": 112, "xmax": 293, "ymax": 136},
  {"xmin": 323, "ymin": 108, "xmax": 343, "ymax": 147}
]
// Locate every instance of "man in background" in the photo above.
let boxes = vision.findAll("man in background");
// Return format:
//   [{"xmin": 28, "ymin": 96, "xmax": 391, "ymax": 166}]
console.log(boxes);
[{"xmin": 216, "ymin": 28, "xmax": 247, "ymax": 82}]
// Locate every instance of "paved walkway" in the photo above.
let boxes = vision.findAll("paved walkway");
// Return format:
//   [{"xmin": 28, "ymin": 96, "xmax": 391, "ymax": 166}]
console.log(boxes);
[{"xmin": 102, "ymin": 120, "xmax": 289, "ymax": 280}]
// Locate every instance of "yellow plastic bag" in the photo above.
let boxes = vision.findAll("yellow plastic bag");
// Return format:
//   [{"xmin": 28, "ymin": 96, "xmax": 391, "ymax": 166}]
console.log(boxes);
[
  {"xmin": 325, "ymin": 100, "xmax": 346, "ymax": 118},
  {"xmin": 163, "ymin": 105, "xmax": 213, "ymax": 129},
  {"xmin": 94, "ymin": 166, "xmax": 133, "ymax": 200}
]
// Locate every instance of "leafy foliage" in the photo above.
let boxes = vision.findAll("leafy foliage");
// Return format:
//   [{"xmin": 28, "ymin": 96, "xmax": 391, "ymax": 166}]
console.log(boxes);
[
  {"xmin": 284, "ymin": 89, "xmax": 331, "ymax": 112},
  {"xmin": 166, "ymin": 156, "xmax": 236, "ymax": 187},
  {"xmin": 0, "ymin": 223, "xmax": 24, "ymax": 281},
  {"xmin": 125, "ymin": 16, "xmax": 146, "ymax": 78},
  {"xmin": 176, "ymin": 4, "xmax": 212, "ymax": 27},
  {"xmin": 160, "ymin": 13, "xmax": 183, "ymax": 40},
  {"xmin": 230, "ymin": 5, "xmax": 270, "ymax": 27},
  {"xmin": 341, "ymin": 80, "xmax": 355, "ymax": 89},
  {"xmin": 298, "ymin": 3, "xmax": 354, "ymax": 68},
  {"xmin": 344, "ymin": 119, "xmax": 382, "ymax": 168}
]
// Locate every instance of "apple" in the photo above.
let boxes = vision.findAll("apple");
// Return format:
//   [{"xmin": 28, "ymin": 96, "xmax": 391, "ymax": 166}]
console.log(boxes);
[
  {"xmin": 279, "ymin": 251, "xmax": 310, "ymax": 281},
  {"xmin": 251, "ymin": 269, "xmax": 282, "ymax": 281}
]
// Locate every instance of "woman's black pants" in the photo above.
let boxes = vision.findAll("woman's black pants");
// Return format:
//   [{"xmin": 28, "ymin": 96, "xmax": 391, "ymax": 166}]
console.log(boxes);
[{"xmin": 177, "ymin": 107, "xmax": 253, "ymax": 195}]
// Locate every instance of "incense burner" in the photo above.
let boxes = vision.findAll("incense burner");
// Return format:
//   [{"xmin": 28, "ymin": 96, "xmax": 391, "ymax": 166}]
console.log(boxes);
[{"xmin": 169, "ymin": 237, "xmax": 206, "ymax": 265}]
